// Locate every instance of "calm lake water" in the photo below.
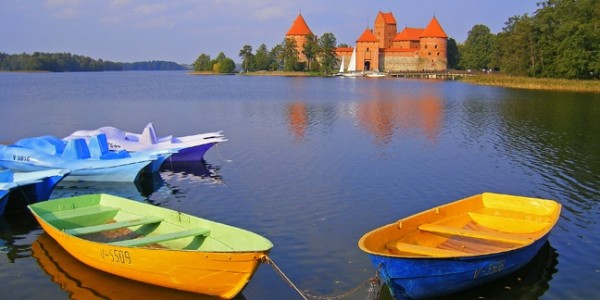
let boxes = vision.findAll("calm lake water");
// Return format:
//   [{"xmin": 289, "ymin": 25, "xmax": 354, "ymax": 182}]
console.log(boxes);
[{"xmin": 1, "ymin": 71, "xmax": 599, "ymax": 300}]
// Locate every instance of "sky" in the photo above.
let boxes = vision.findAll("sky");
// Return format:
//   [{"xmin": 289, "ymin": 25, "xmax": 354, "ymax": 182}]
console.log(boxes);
[{"xmin": 1, "ymin": 1, "xmax": 540, "ymax": 64}]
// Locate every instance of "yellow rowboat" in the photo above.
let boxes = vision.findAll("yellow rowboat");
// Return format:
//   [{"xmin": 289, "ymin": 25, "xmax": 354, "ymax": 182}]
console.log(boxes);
[
  {"xmin": 28, "ymin": 194, "xmax": 273, "ymax": 299},
  {"xmin": 358, "ymin": 192, "xmax": 561, "ymax": 299},
  {"xmin": 32, "ymin": 233, "xmax": 212, "ymax": 300}
]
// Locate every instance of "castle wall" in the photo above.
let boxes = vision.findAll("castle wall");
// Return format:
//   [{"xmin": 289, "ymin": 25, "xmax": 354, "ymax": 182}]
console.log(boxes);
[{"xmin": 380, "ymin": 53, "xmax": 420, "ymax": 71}]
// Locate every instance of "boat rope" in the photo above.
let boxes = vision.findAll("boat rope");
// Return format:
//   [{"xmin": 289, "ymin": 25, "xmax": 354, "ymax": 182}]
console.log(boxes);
[
  {"xmin": 214, "ymin": 143, "xmax": 231, "ymax": 163},
  {"xmin": 262, "ymin": 255, "xmax": 380, "ymax": 300}
]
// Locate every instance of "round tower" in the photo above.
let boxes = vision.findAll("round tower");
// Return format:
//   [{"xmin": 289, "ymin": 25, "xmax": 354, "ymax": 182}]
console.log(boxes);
[
  {"xmin": 285, "ymin": 14, "xmax": 315, "ymax": 63},
  {"xmin": 419, "ymin": 17, "xmax": 448, "ymax": 71}
]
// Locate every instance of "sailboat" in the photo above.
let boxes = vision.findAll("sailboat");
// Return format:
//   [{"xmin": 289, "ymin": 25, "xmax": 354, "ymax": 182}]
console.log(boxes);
[
  {"xmin": 332, "ymin": 56, "xmax": 345, "ymax": 77},
  {"xmin": 343, "ymin": 47, "xmax": 363, "ymax": 77}
]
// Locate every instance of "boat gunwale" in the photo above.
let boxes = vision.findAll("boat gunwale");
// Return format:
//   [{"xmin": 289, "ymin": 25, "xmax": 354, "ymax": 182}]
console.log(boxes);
[{"xmin": 358, "ymin": 192, "xmax": 561, "ymax": 259}]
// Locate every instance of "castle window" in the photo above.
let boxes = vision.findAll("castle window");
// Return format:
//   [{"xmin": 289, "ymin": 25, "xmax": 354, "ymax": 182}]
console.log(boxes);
[
  {"xmin": 428, "ymin": 52, "xmax": 431, "ymax": 56},
  {"xmin": 424, "ymin": 45, "xmax": 428, "ymax": 49},
  {"xmin": 435, "ymin": 45, "xmax": 438, "ymax": 49}
]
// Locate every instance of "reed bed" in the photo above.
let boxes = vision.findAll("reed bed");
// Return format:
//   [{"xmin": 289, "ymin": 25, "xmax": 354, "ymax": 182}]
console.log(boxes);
[{"xmin": 460, "ymin": 74, "xmax": 600, "ymax": 93}]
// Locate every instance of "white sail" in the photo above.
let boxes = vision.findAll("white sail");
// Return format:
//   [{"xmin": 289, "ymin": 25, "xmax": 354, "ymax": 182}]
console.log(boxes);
[
  {"xmin": 347, "ymin": 47, "xmax": 357, "ymax": 72},
  {"xmin": 339, "ymin": 56, "xmax": 345, "ymax": 73}
]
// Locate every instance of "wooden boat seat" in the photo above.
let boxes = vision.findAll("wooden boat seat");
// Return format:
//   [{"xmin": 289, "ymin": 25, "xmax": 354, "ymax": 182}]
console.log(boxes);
[
  {"xmin": 419, "ymin": 224, "xmax": 532, "ymax": 245},
  {"xmin": 386, "ymin": 241, "xmax": 469, "ymax": 257},
  {"xmin": 42, "ymin": 206, "xmax": 120, "ymax": 221},
  {"xmin": 110, "ymin": 227, "xmax": 211, "ymax": 247},
  {"xmin": 64, "ymin": 216, "xmax": 163, "ymax": 236}
]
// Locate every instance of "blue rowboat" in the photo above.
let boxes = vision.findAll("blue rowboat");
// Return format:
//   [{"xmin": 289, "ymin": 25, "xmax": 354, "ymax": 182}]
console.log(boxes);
[
  {"xmin": 358, "ymin": 193, "xmax": 561, "ymax": 299},
  {"xmin": 0, "ymin": 168, "xmax": 69, "ymax": 215}
]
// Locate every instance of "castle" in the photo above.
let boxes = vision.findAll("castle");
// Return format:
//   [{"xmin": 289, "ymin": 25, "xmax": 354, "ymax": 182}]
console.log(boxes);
[{"xmin": 285, "ymin": 11, "xmax": 448, "ymax": 72}]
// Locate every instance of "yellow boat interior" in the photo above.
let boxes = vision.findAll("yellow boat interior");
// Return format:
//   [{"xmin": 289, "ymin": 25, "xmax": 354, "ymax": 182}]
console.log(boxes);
[{"xmin": 359, "ymin": 193, "xmax": 561, "ymax": 258}]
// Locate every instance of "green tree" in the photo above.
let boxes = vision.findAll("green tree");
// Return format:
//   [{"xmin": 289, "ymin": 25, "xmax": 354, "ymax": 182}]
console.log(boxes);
[
  {"xmin": 459, "ymin": 24, "xmax": 495, "ymax": 70},
  {"xmin": 239, "ymin": 45, "xmax": 254, "ymax": 72},
  {"xmin": 302, "ymin": 33, "xmax": 319, "ymax": 71},
  {"xmin": 217, "ymin": 58, "xmax": 236, "ymax": 73},
  {"xmin": 446, "ymin": 38, "xmax": 460, "ymax": 70},
  {"xmin": 282, "ymin": 38, "xmax": 299, "ymax": 71},
  {"xmin": 210, "ymin": 52, "xmax": 236, "ymax": 73},
  {"xmin": 193, "ymin": 53, "xmax": 212, "ymax": 71},
  {"xmin": 270, "ymin": 44, "xmax": 284, "ymax": 70},
  {"xmin": 317, "ymin": 32, "xmax": 338, "ymax": 75},
  {"xmin": 495, "ymin": 15, "xmax": 537, "ymax": 76},
  {"xmin": 254, "ymin": 44, "xmax": 273, "ymax": 71}
]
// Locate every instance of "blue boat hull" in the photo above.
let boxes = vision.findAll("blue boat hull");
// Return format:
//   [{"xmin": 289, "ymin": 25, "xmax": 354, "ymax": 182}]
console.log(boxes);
[
  {"xmin": 369, "ymin": 234, "xmax": 550, "ymax": 299},
  {"xmin": 169, "ymin": 143, "xmax": 216, "ymax": 162},
  {"xmin": 0, "ymin": 173, "xmax": 66, "ymax": 215}
]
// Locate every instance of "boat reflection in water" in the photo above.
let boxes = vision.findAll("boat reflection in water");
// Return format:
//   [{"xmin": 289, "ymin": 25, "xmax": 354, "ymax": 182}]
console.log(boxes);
[
  {"xmin": 377, "ymin": 242, "xmax": 558, "ymax": 300},
  {"xmin": 32, "ymin": 233, "xmax": 247, "ymax": 300},
  {"xmin": 0, "ymin": 213, "xmax": 39, "ymax": 263},
  {"xmin": 160, "ymin": 160, "xmax": 224, "ymax": 185},
  {"xmin": 54, "ymin": 172, "xmax": 165, "ymax": 201}
]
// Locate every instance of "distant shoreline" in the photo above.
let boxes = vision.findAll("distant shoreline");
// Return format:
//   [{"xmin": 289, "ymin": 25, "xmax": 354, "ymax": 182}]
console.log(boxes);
[{"xmin": 6, "ymin": 69, "xmax": 597, "ymax": 93}]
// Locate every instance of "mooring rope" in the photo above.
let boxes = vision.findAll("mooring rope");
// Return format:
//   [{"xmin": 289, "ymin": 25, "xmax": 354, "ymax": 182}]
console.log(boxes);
[
  {"xmin": 262, "ymin": 255, "xmax": 380, "ymax": 300},
  {"xmin": 214, "ymin": 143, "xmax": 231, "ymax": 163}
]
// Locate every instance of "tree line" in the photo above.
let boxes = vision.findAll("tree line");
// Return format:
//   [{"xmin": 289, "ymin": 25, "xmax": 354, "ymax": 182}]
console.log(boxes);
[
  {"xmin": 455, "ymin": 0, "xmax": 599, "ymax": 79},
  {"xmin": 192, "ymin": 52, "xmax": 236, "ymax": 73},
  {"xmin": 236, "ymin": 32, "xmax": 339, "ymax": 75},
  {"xmin": 0, "ymin": 52, "xmax": 186, "ymax": 72}
]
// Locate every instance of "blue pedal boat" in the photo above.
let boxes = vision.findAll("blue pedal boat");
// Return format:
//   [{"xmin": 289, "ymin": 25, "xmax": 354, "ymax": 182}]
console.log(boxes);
[
  {"xmin": 0, "ymin": 168, "xmax": 69, "ymax": 215},
  {"xmin": 0, "ymin": 134, "xmax": 172, "ymax": 182}
]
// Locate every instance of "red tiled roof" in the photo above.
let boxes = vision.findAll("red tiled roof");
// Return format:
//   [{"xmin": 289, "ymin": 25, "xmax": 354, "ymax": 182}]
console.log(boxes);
[
  {"xmin": 335, "ymin": 47, "xmax": 354, "ymax": 53},
  {"xmin": 286, "ymin": 14, "xmax": 313, "ymax": 36},
  {"xmin": 357, "ymin": 28, "xmax": 379, "ymax": 43},
  {"xmin": 394, "ymin": 27, "xmax": 424, "ymax": 41},
  {"xmin": 421, "ymin": 17, "xmax": 447, "ymax": 38},
  {"xmin": 378, "ymin": 11, "xmax": 396, "ymax": 25}
]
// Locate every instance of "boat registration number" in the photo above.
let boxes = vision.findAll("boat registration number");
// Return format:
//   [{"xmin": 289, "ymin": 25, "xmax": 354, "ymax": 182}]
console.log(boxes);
[
  {"xmin": 473, "ymin": 259, "xmax": 505, "ymax": 279},
  {"xmin": 100, "ymin": 248, "xmax": 132, "ymax": 264}
]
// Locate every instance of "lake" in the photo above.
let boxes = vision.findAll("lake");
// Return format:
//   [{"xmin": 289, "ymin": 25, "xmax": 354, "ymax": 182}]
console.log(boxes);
[{"xmin": 1, "ymin": 71, "xmax": 599, "ymax": 299}]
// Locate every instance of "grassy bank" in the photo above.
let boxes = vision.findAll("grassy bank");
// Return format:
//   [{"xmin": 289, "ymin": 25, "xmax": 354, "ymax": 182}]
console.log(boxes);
[{"xmin": 460, "ymin": 74, "xmax": 600, "ymax": 93}]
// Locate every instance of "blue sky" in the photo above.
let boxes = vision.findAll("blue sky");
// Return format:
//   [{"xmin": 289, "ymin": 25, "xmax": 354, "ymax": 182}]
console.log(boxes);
[{"xmin": 2, "ymin": 1, "xmax": 539, "ymax": 64}]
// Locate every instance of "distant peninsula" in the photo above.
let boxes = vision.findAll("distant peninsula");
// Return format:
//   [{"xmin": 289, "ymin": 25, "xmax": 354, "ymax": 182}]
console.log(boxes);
[{"xmin": 0, "ymin": 52, "xmax": 188, "ymax": 72}]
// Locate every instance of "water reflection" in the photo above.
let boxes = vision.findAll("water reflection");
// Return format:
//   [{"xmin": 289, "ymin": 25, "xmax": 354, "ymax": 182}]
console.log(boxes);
[
  {"xmin": 377, "ymin": 242, "xmax": 558, "ymax": 300},
  {"xmin": 0, "ymin": 213, "xmax": 39, "ymax": 263},
  {"xmin": 287, "ymin": 102, "xmax": 308, "ymax": 142},
  {"xmin": 497, "ymin": 91, "xmax": 600, "ymax": 221},
  {"xmin": 53, "ymin": 179, "xmax": 159, "ymax": 201},
  {"xmin": 32, "ymin": 233, "xmax": 246, "ymax": 300},
  {"xmin": 357, "ymin": 92, "xmax": 443, "ymax": 145},
  {"xmin": 160, "ymin": 160, "xmax": 224, "ymax": 185},
  {"xmin": 284, "ymin": 86, "xmax": 444, "ymax": 146}
]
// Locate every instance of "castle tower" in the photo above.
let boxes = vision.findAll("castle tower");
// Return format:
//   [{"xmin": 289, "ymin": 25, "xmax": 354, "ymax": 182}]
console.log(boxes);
[
  {"xmin": 356, "ymin": 28, "xmax": 380, "ymax": 71},
  {"xmin": 419, "ymin": 16, "xmax": 448, "ymax": 71},
  {"xmin": 285, "ymin": 14, "xmax": 315, "ymax": 63},
  {"xmin": 374, "ymin": 11, "xmax": 397, "ymax": 49}
]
